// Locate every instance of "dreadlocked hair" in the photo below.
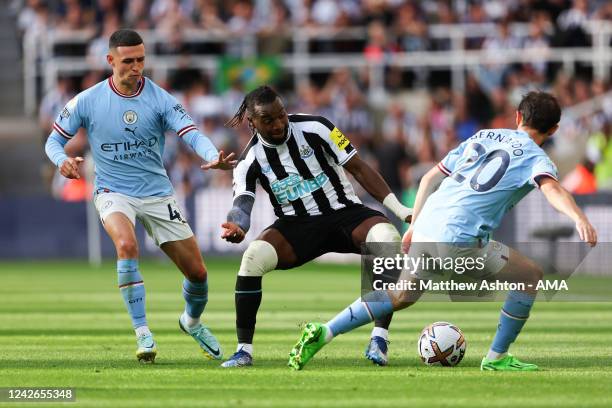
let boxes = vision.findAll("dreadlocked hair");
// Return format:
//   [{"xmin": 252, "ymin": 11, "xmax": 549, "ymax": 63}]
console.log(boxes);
[{"xmin": 225, "ymin": 85, "xmax": 281, "ymax": 128}]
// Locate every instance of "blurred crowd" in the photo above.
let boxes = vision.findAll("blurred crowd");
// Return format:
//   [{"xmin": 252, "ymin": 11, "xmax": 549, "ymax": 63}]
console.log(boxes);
[
  {"xmin": 12, "ymin": 0, "xmax": 612, "ymax": 48},
  {"xmin": 17, "ymin": 0, "xmax": 612, "ymax": 201}
]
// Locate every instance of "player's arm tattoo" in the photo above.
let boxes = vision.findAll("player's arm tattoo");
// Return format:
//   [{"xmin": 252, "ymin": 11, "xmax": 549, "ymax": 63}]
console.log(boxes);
[{"xmin": 227, "ymin": 195, "xmax": 255, "ymax": 233}]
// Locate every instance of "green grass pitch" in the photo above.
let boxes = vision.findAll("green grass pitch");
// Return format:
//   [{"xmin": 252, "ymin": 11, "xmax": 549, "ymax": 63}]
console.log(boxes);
[{"xmin": 1, "ymin": 258, "xmax": 611, "ymax": 407}]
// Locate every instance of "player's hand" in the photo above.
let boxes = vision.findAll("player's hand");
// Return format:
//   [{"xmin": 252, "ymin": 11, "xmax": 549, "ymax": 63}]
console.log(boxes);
[
  {"xmin": 576, "ymin": 218, "xmax": 597, "ymax": 247},
  {"xmin": 221, "ymin": 222, "xmax": 246, "ymax": 243},
  {"xmin": 401, "ymin": 227, "xmax": 414, "ymax": 254},
  {"xmin": 201, "ymin": 150, "xmax": 237, "ymax": 171},
  {"xmin": 59, "ymin": 157, "xmax": 84, "ymax": 179}
]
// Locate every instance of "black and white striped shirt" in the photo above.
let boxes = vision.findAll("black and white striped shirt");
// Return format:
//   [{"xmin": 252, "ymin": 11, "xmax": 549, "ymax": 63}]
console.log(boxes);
[{"xmin": 233, "ymin": 114, "xmax": 362, "ymax": 217}]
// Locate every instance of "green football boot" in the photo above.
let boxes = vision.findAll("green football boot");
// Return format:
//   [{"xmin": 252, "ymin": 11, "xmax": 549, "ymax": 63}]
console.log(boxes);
[
  {"xmin": 480, "ymin": 354, "xmax": 538, "ymax": 371},
  {"xmin": 288, "ymin": 322, "xmax": 328, "ymax": 370}
]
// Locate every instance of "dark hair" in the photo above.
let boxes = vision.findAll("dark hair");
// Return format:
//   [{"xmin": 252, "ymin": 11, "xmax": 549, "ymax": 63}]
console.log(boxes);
[
  {"xmin": 517, "ymin": 91, "xmax": 561, "ymax": 133},
  {"xmin": 226, "ymin": 86, "xmax": 281, "ymax": 128},
  {"xmin": 109, "ymin": 29, "xmax": 144, "ymax": 49}
]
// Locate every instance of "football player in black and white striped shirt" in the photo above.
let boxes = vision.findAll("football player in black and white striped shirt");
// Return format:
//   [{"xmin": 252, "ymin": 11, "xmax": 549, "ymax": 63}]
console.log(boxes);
[{"xmin": 219, "ymin": 86, "xmax": 412, "ymax": 368}]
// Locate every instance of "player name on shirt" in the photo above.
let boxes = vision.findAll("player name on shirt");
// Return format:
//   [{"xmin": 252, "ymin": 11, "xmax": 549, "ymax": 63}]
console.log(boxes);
[{"xmin": 469, "ymin": 130, "xmax": 525, "ymax": 156}]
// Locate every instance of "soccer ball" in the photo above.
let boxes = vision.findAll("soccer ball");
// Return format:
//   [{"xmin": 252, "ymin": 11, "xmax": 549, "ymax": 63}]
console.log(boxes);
[{"xmin": 418, "ymin": 322, "xmax": 466, "ymax": 367}]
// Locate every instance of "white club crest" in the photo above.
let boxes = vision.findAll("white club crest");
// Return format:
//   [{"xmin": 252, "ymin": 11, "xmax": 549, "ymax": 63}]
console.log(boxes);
[{"xmin": 123, "ymin": 110, "xmax": 138, "ymax": 125}]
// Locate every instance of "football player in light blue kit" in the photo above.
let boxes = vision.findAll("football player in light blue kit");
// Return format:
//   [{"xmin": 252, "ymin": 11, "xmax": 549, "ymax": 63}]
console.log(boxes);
[
  {"xmin": 288, "ymin": 91, "xmax": 598, "ymax": 371},
  {"xmin": 44, "ymin": 29, "xmax": 236, "ymax": 363}
]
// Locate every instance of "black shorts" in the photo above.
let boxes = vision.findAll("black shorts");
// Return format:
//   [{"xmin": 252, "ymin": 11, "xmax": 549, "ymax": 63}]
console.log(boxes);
[{"xmin": 266, "ymin": 204, "xmax": 387, "ymax": 267}]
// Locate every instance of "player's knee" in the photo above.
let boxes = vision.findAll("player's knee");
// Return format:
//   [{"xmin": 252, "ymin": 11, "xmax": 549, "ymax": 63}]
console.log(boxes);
[
  {"xmin": 365, "ymin": 223, "xmax": 401, "ymax": 257},
  {"xmin": 116, "ymin": 239, "xmax": 138, "ymax": 259},
  {"xmin": 238, "ymin": 240, "xmax": 278, "ymax": 277},
  {"xmin": 366, "ymin": 223, "xmax": 401, "ymax": 243},
  {"xmin": 186, "ymin": 263, "xmax": 207, "ymax": 282}
]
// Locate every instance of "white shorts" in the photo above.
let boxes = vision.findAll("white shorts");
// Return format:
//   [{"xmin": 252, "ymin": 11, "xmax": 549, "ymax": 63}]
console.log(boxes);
[
  {"xmin": 408, "ymin": 232, "xmax": 509, "ymax": 280},
  {"xmin": 94, "ymin": 192, "xmax": 193, "ymax": 246}
]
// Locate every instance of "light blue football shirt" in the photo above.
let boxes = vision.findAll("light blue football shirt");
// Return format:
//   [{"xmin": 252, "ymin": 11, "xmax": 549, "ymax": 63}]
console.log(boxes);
[
  {"xmin": 413, "ymin": 129, "xmax": 558, "ymax": 244},
  {"xmin": 47, "ymin": 76, "xmax": 218, "ymax": 197}
]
